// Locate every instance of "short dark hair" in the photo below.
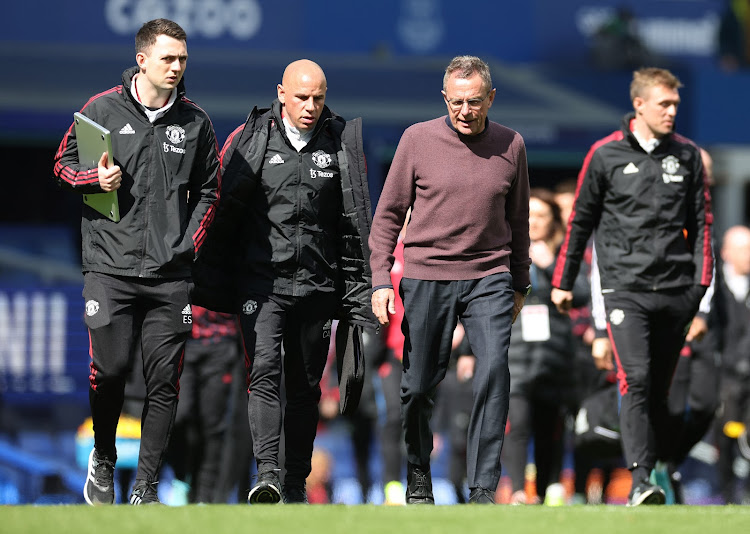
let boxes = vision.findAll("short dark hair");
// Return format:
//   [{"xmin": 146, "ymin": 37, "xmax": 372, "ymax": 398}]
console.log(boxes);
[
  {"xmin": 135, "ymin": 18, "xmax": 187, "ymax": 54},
  {"xmin": 443, "ymin": 56, "xmax": 492, "ymax": 94}
]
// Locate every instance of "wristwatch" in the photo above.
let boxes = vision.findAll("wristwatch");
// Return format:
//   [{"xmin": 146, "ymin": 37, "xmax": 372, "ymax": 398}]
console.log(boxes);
[{"xmin": 519, "ymin": 284, "xmax": 532, "ymax": 297}]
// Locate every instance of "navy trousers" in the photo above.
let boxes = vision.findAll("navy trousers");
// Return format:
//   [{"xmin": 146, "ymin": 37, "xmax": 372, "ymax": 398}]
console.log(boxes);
[{"xmin": 399, "ymin": 272, "xmax": 515, "ymax": 491}]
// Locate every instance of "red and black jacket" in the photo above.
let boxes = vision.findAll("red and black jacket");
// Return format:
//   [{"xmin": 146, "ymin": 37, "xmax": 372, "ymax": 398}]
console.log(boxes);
[
  {"xmin": 53, "ymin": 66, "xmax": 220, "ymax": 279},
  {"xmin": 553, "ymin": 113, "xmax": 713, "ymax": 292}
]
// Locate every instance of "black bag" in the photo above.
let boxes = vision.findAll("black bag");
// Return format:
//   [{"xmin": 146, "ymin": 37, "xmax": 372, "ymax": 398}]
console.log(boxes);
[
  {"xmin": 335, "ymin": 321, "xmax": 366, "ymax": 416},
  {"xmin": 574, "ymin": 383, "xmax": 622, "ymax": 458}
]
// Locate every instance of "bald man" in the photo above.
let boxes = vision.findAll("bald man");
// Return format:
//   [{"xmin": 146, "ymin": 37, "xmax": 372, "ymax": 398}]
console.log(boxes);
[
  {"xmin": 192, "ymin": 59, "xmax": 374, "ymax": 504},
  {"xmin": 713, "ymin": 225, "xmax": 750, "ymax": 503}
]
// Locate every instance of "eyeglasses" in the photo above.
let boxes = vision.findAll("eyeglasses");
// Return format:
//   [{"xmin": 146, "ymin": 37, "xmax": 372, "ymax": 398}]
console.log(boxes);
[{"xmin": 444, "ymin": 93, "xmax": 489, "ymax": 111}]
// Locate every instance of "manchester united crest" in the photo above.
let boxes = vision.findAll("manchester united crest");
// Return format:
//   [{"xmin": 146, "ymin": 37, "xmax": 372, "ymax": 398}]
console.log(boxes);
[
  {"xmin": 166, "ymin": 125, "xmax": 186, "ymax": 145},
  {"xmin": 312, "ymin": 150, "xmax": 332, "ymax": 169}
]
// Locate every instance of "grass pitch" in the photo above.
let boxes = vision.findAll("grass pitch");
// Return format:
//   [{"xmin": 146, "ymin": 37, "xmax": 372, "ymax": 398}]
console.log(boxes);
[{"xmin": 3, "ymin": 504, "xmax": 750, "ymax": 534}]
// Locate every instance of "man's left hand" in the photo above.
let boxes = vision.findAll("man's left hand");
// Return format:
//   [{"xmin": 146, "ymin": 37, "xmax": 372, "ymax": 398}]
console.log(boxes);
[{"xmin": 512, "ymin": 291, "xmax": 526, "ymax": 324}]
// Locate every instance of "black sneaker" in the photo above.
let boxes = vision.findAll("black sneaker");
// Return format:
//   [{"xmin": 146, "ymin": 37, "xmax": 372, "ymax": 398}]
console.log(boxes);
[
  {"xmin": 627, "ymin": 479, "xmax": 666, "ymax": 506},
  {"xmin": 248, "ymin": 469, "xmax": 282, "ymax": 504},
  {"xmin": 83, "ymin": 448, "xmax": 115, "ymax": 506},
  {"xmin": 406, "ymin": 463, "xmax": 434, "ymax": 505},
  {"xmin": 283, "ymin": 483, "xmax": 309, "ymax": 504},
  {"xmin": 130, "ymin": 479, "xmax": 162, "ymax": 505},
  {"xmin": 469, "ymin": 487, "xmax": 496, "ymax": 504}
]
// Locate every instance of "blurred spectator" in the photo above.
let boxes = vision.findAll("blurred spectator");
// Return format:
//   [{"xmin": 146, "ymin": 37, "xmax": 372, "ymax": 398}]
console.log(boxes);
[
  {"xmin": 713, "ymin": 225, "xmax": 750, "ymax": 504},
  {"xmin": 306, "ymin": 447, "xmax": 334, "ymax": 504},
  {"xmin": 718, "ymin": 0, "xmax": 750, "ymax": 71},
  {"xmin": 378, "ymin": 214, "xmax": 410, "ymax": 505},
  {"xmin": 319, "ymin": 324, "xmax": 384, "ymax": 503},
  {"xmin": 434, "ymin": 323, "xmax": 476, "ymax": 503},
  {"xmin": 502, "ymin": 188, "xmax": 589, "ymax": 504},
  {"xmin": 554, "ymin": 179, "xmax": 618, "ymax": 505},
  {"xmin": 165, "ymin": 306, "xmax": 240, "ymax": 503},
  {"xmin": 590, "ymin": 6, "xmax": 658, "ymax": 71},
  {"xmin": 660, "ymin": 148, "xmax": 719, "ymax": 504}
]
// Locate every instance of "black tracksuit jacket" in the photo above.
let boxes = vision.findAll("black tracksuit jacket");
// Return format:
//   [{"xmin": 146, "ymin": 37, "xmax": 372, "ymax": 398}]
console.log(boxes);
[
  {"xmin": 553, "ymin": 113, "xmax": 713, "ymax": 292},
  {"xmin": 53, "ymin": 66, "xmax": 221, "ymax": 279},
  {"xmin": 192, "ymin": 101, "xmax": 374, "ymax": 327}
]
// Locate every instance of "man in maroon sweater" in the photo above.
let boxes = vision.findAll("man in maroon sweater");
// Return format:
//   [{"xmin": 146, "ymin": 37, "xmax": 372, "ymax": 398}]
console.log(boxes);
[{"xmin": 369, "ymin": 55, "xmax": 531, "ymax": 505}]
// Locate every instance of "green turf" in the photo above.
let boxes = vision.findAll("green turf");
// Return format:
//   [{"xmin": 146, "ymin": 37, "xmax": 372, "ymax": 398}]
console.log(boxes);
[{"xmin": 3, "ymin": 505, "xmax": 750, "ymax": 534}]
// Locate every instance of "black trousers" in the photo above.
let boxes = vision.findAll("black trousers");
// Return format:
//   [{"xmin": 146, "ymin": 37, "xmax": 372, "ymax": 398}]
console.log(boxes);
[
  {"xmin": 400, "ymin": 272, "xmax": 514, "ymax": 491},
  {"xmin": 83, "ymin": 272, "xmax": 192, "ymax": 483},
  {"xmin": 168, "ymin": 337, "xmax": 239, "ymax": 502},
  {"xmin": 503, "ymin": 394, "xmax": 566, "ymax": 497},
  {"xmin": 237, "ymin": 291, "xmax": 337, "ymax": 486},
  {"xmin": 604, "ymin": 286, "xmax": 703, "ymax": 472}
]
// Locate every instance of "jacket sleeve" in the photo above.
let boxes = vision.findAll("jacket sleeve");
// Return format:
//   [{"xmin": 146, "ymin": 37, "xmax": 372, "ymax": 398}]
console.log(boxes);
[
  {"xmin": 52, "ymin": 110, "xmax": 108, "ymax": 194},
  {"xmin": 186, "ymin": 118, "xmax": 220, "ymax": 259},
  {"xmin": 553, "ymin": 144, "xmax": 604, "ymax": 290},
  {"xmin": 336, "ymin": 117, "xmax": 377, "ymax": 327},
  {"xmin": 686, "ymin": 148, "xmax": 714, "ymax": 287},
  {"xmin": 191, "ymin": 114, "xmax": 264, "ymax": 312}
]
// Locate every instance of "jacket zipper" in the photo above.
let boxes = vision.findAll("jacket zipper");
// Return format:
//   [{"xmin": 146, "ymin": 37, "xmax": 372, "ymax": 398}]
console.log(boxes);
[{"xmin": 139, "ymin": 124, "xmax": 155, "ymax": 276}]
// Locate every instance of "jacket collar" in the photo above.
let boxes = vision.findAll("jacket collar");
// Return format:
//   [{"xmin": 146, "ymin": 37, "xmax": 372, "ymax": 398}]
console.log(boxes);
[
  {"xmin": 621, "ymin": 112, "xmax": 674, "ymax": 152},
  {"xmin": 121, "ymin": 66, "xmax": 187, "ymax": 107}
]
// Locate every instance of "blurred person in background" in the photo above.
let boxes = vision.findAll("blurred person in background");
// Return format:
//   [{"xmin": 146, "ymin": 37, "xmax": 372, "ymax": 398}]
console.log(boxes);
[
  {"xmin": 165, "ymin": 306, "xmax": 240, "ymax": 503},
  {"xmin": 712, "ymin": 225, "xmax": 750, "ymax": 504},
  {"xmin": 191, "ymin": 59, "xmax": 374, "ymax": 505},
  {"xmin": 370, "ymin": 55, "xmax": 531, "ymax": 505},
  {"xmin": 503, "ymin": 188, "xmax": 589, "ymax": 505},
  {"xmin": 718, "ymin": 0, "xmax": 750, "ymax": 71},
  {"xmin": 590, "ymin": 6, "xmax": 657, "ymax": 71},
  {"xmin": 52, "ymin": 18, "xmax": 220, "ymax": 505},
  {"xmin": 552, "ymin": 67, "xmax": 713, "ymax": 506}
]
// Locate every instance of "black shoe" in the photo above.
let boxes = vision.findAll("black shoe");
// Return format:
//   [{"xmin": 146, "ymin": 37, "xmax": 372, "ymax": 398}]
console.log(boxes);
[
  {"xmin": 130, "ymin": 479, "xmax": 162, "ymax": 505},
  {"xmin": 469, "ymin": 487, "xmax": 496, "ymax": 504},
  {"xmin": 283, "ymin": 483, "xmax": 309, "ymax": 504},
  {"xmin": 248, "ymin": 469, "xmax": 282, "ymax": 504},
  {"xmin": 406, "ymin": 463, "xmax": 434, "ymax": 505},
  {"xmin": 627, "ymin": 479, "xmax": 666, "ymax": 507},
  {"xmin": 83, "ymin": 448, "xmax": 115, "ymax": 506}
]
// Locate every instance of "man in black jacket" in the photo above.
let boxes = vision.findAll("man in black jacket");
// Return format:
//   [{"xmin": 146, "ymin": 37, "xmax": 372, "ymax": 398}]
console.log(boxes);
[
  {"xmin": 192, "ymin": 59, "xmax": 373, "ymax": 504},
  {"xmin": 551, "ymin": 67, "xmax": 713, "ymax": 506},
  {"xmin": 53, "ymin": 19, "xmax": 220, "ymax": 505}
]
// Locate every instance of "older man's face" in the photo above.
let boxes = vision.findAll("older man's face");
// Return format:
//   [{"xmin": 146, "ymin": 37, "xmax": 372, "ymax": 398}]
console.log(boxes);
[{"xmin": 442, "ymin": 73, "xmax": 495, "ymax": 136}]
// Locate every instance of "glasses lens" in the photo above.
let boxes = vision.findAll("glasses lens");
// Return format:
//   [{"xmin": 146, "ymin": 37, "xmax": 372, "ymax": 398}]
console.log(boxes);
[{"xmin": 448, "ymin": 95, "xmax": 485, "ymax": 110}]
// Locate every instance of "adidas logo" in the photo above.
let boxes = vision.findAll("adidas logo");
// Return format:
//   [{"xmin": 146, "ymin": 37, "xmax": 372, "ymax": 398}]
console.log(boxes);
[
  {"xmin": 119, "ymin": 123, "xmax": 136, "ymax": 135},
  {"xmin": 268, "ymin": 154, "xmax": 284, "ymax": 165},
  {"xmin": 182, "ymin": 304, "xmax": 191, "ymax": 315},
  {"xmin": 623, "ymin": 162, "xmax": 639, "ymax": 174}
]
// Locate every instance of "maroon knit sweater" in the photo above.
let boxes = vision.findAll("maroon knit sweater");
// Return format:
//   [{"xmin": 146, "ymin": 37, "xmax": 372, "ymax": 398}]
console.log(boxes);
[{"xmin": 369, "ymin": 117, "xmax": 531, "ymax": 290}]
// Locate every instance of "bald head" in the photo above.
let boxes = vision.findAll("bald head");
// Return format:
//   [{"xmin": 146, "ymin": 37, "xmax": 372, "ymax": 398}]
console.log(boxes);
[
  {"xmin": 278, "ymin": 59, "xmax": 327, "ymax": 132},
  {"xmin": 722, "ymin": 225, "xmax": 750, "ymax": 276}
]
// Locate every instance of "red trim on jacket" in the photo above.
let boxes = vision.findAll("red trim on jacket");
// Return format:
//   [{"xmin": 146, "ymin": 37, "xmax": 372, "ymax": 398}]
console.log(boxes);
[{"xmin": 552, "ymin": 130, "xmax": 624, "ymax": 288}]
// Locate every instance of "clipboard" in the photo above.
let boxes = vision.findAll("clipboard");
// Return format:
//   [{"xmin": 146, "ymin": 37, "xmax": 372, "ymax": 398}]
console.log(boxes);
[{"xmin": 74, "ymin": 112, "xmax": 121, "ymax": 222}]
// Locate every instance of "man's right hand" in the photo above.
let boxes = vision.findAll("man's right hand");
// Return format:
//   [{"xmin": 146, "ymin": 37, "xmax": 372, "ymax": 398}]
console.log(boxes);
[
  {"xmin": 371, "ymin": 287, "xmax": 395, "ymax": 326},
  {"xmin": 98, "ymin": 151, "xmax": 122, "ymax": 192},
  {"xmin": 550, "ymin": 287, "xmax": 573, "ymax": 314}
]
